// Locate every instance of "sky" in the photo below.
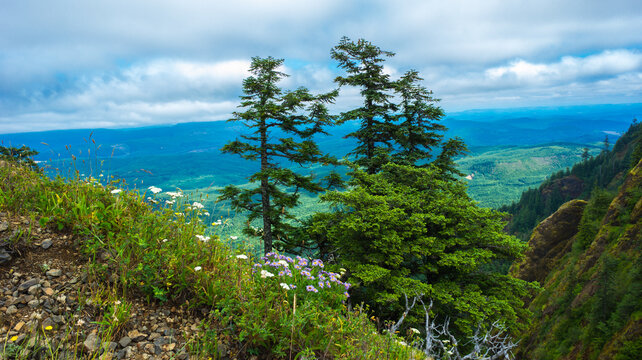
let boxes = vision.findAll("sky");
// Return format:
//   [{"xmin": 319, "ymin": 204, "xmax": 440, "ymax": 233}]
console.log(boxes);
[{"xmin": 1, "ymin": 0, "xmax": 642, "ymax": 134}]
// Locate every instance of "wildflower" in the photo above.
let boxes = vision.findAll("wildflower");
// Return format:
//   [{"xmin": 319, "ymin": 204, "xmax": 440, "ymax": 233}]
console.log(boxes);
[
  {"xmin": 318, "ymin": 281, "xmax": 325, "ymax": 289},
  {"xmin": 311, "ymin": 259, "xmax": 324, "ymax": 268},
  {"xmin": 191, "ymin": 201, "xmax": 204, "ymax": 209},
  {"xmin": 260, "ymin": 270, "xmax": 274, "ymax": 278},
  {"xmin": 397, "ymin": 340, "xmax": 407, "ymax": 346},
  {"xmin": 165, "ymin": 200, "xmax": 175, "ymax": 205},
  {"xmin": 278, "ymin": 260, "xmax": 289, "ymax": 267},
  {"xmin": 76, "ymin": 319, "xmax": 85, "ymax": 326},
  {"xmin": 280, "ymin": 283, "xmax": 290, "ymax": 290},
  {"xmin": 148, "ymin": 186, "xmax": 162, "ymax": 194},
  {"xmin": 344, "ymin": 292, "xmax": 350, "ymax": 298},
  {"xmin": 194, "ymin": 266, "xmax": 202, "ymax": 272},
  {"xmin": 162, "ymin": 239, "xmax": 168, "ymax": 243},
  {"xmin": 410, "ymin": 327, "xmax": 420, "ymax": 335},
  {"xmin": 306, "ymin": 285, "xmax": 318, "ymax": 293},
  {"xmin": 230, "ymin": 236, "xmax": 238, "ymax": 240},
  {"xmin": 279, "ymin": 271, "xmax": 285, "ymax": 276},
  {"xmin": 166, "ymin": 191, "xmax": 183, "ymax": 198},
  {"xmin": 236, "ymin": 254, "xmax": 248, "ymax": 260},
  {"xmin": 110, "ymin": 189, "xmax": 122, "ymax": 194},
  {"xmin": 212, "ymin": 220, "xmax": 222, "ymax": 226},
  {"xmin": 290, "ymin": 284, "xmax": 297, "ymax": 289},
  {"xmin": 175, "ymin": 212, "xmax": 184, "ymax": 216},
  {"xmin": 10, "ymin": 335, "xmax": 18, "ymax": 342},
  {"xmin": 195, "ymin": 235, "xmax": 210, "ymax": 242},
  {"xmin": 203, "ymin": 211, "xmax": 210, "ymax": 216}
]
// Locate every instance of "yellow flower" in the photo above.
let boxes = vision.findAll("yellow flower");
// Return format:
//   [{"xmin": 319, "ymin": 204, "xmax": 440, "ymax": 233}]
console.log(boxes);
[
  {"xmin": 44, "ymin": 326, "xmax": 53, "ymax": 331},
  {"xmin": 10, "ymin": 335, "xmax": 18, "ymax": 342}
]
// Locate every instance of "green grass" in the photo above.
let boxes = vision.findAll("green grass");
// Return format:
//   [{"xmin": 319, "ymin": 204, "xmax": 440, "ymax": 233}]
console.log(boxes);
[{"xmin": 0, "ymin": 160, "xmax": 425, "ymax": 359}]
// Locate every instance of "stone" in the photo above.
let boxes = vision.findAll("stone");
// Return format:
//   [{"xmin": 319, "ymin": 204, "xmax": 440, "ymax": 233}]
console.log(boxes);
[
  {"xmin": 13, "ymin": 321, "xmax": 25, "ymax": 331},
  {"xmin": 27, "ymin": 299, "xmax": 39, "ymax": 308},
  {"xmin": 6, "ymin": 305, "xmax": 18, "ymax": 315},
  {"xmin": 27, "ymin": 284, "xmax": 41, "ymax": 295},
  {"xmin": 18, "ymin": 278, "xmax": 39, "ymax": 292},
  {"xmin": 43, "ymin": 287, "xmax": 55, "ymax": 296},
  {"xmin": 119, "ymin": 336, "xmax": 132, "ymax": 348},
  {"xmin": 46, "ymin": 269, "xmax": 63, "ymax": 277},
  {"xmin": 0, "ymin": 248, "xmax": 10, "ymax": 264},
  {"xmin": 0, "ymin": 221, "xmax": 8, "ymax": 232},
  {"xmin": 41, "ymin": 239, "xmax": 53, "ymax": 249},
  {"xmin": 127, "ymin": 329, "xmax": 147, "ymax": 342},
  {"xmin": 83, "ymin": 333, "xmax": 101, "ymax": 353}
]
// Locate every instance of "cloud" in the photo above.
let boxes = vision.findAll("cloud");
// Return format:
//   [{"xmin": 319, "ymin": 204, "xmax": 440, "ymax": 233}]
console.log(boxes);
[{"xmin": 1, "ymin": 0, "xmax": 641, "ymax": 132}]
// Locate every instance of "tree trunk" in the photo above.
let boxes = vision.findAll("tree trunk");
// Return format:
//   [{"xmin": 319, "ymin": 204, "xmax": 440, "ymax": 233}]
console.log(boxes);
[{"xmin": 260, "ymin": 119, "xmax": 273, "ymax": 254}]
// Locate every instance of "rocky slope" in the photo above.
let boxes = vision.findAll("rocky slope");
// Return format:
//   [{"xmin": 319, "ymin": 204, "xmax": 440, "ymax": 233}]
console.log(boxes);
[
  {"xmin": 512, "ymin": 159, "xmax": 642, "ymax": 359},
  {"xmin": 0, "ymin": 212, "xmax": 233, "ymax": 359}
]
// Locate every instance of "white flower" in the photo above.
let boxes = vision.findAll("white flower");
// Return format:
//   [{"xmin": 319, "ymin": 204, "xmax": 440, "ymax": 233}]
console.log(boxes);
[
  {"xmin": 396, "ymin": 340, "xmax": 407, "ymax": 346},
  {"xmin": 165, "ymin": 200, "xmax": 175, "ymax": 205},
  {"xmin": 236, "ymin": 254, "xmax": 248, "ymax": 260},
  {"xmin": 260, "ymin": 270, "xmax": 274, "ymax": 278},
  {"xmin": 194, "ymin": 266, "xmax": 202, "ymax": 272},
  {"xmin": 166, "ymin": 191, "xmax": 183, "ymax": 198},
  {"xmin": 195, "ymin": 235, "xmax": 210, "ymax": 242},
  {"xmin": 203, "ymin": 211, "xmax": 210, "ymax": 216},
  {"xmin": 191, "ymin": 202, "xmax": 204, "ymax": 209},
  {"xmin": 410, "ymin": 327, "xmax": 420, "ymax": 334},
  {"xmin": 278, "ymin": 260, "xmax": 289, "ymax": 267},
  {"xmin": 110, "ymin": 189, "xmax": 122, "ymax": 194},
  {"xmin": 212, "ymin": 220, "xmax": 222, "ymax": 226},
  {"xmin": 76, "ymin": 319, "xmax": 86, "ymax": 326},
  {"xmin": 280, "ymin": 283, "xmax": 290, "ymax": 290},
  {"xmin": 148, "ymin": 186, "xmax": 162, "ymax": 194},
  {"xmin": 230, "ymin": 236, "xmax": 238, "ymax": 240},
  {"xmin": 162, "ymin": 239, "xmax": 168, "ymax": 243}
]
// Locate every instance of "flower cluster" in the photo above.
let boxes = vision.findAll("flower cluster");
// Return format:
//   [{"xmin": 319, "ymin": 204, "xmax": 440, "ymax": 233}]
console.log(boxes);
[{"xmin": 253, "ymin": 252, "xmax": 350, "ymax": 299}]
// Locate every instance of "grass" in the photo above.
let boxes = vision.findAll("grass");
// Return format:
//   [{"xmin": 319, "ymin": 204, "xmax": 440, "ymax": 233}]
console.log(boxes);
[{"xmin": 0, "ymin": 159, "xmax": 425, "ymax": 359}]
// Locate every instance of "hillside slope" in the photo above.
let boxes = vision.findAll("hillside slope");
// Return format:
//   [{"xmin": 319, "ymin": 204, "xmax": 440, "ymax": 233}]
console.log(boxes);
[
  {"xmin": 512, "ymin": 159, "xmax": 642, "ymax": 359},
  {"xmin": 501, "ymin": 122, "xmax": 642, "ymax": 240}
]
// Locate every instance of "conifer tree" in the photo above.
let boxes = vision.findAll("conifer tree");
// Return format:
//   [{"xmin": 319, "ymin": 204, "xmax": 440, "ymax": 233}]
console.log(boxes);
[
  {"xmin": 331, "ymin": 37, "xmax": 396, "ymax": 174},
  {"xmin": 218, "ymin": 56, "xmax": 338, "ymax": 254},
  {"xmin": 391, "ymin": 69, "xmax": 446, "ymax": 166}
]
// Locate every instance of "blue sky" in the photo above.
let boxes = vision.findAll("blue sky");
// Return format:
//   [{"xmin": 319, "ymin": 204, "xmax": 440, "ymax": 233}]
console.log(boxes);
[{"xmin": 1, "ymin": 0, "xmax": 641, "ymax": 134}]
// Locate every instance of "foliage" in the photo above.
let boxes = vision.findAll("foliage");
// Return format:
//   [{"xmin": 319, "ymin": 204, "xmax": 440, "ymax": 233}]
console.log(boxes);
[
  {"xmin": 0, "ymin": 161, "xmax": 428, "ymax": 359},
  {"xmin": 314, "ymin": 163, "xmax": 532, "ymax": 337},
  {"xmin": 0, "ymin": 145, "xmax": 40, "ymax": 171},
  {"xmin": 331, "ymin": 37, "xmax": 397, "ymax": 174},
  {"xmin": 217, "ymin": 56, "xmax": 339, "ymax": 254}
]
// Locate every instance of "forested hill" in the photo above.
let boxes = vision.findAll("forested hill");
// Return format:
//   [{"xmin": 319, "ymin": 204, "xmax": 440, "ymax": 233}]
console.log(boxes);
[{"xmin": 500, "ymin": 121, "xmax": 642, "ymax": 240}]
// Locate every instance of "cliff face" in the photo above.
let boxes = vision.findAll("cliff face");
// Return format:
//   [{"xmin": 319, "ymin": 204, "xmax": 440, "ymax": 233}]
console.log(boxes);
[
  {"xmin": 510, "ymin": 199, "xmax": 587, "ymax": 284},
  {"xmin": 514, "ymin": 160, "xmax": 642, "ymax": 360}
]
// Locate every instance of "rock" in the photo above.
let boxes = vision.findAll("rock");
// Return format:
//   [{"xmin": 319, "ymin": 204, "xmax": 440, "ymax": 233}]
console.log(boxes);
[
  {"xmin": 83, "ymin": 333, "xmax": 101, "ymax": 353},
  {"xmin": 119, "ymin": 336, "xmax": 132, "ymax": 348},
  {"xmin": 0, "ymin": 248, "xmax": 10, "ymax": 264},
  {"xmin": 27, "ymin": 284, "xmax": 41, "ymax": 295},
  {"xmin": 127, "ymin": 329, "xmax": 147, "ymax": 342},
  {"xmin": 43, "ymin": 287, "xmax": 54, "ymax": 296},
  {"xmin": 13, "ymin": 321, "xmax": 25, "ymax": 331},
  {"xmin": 52, "ymin": 315, "xmax": 65, "ymax": 324},
  {"xmin": 0, "ymin": 221, "xmax": 8, "ymax": 232},
  {"xmin": 510, "ymin": 199, "xmax": 587, "ymax": 284},
  {"xmin": 6, "ymin": 305, "xmax": 18, "ymax": 315},
  {"xmin": 27, "ymin": 299, "xmax": 39, "ymax": 308},
  {"xmin": 46, "ymin": 269, "xmax": 63, "ymax": 277},
  {"xmin": 41, "ymin": 239, "xmax": 53, "ymax": 249},
  {"xmin": 18, "ymin": 278, "xmax": 39, "ymax": 292}
]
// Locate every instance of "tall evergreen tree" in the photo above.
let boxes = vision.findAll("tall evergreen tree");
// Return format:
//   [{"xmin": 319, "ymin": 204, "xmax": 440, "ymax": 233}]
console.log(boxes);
[
  {"xmin": 218, "ymin": 56, "xmax": 338, "ymax": 254},
  {"xmin": 391, "ymin": 69, "xmax": 446, "ymax": 166},
  {"xmin": 331, "ymin": 37, "xmax": 396, "ymax": 174}
]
